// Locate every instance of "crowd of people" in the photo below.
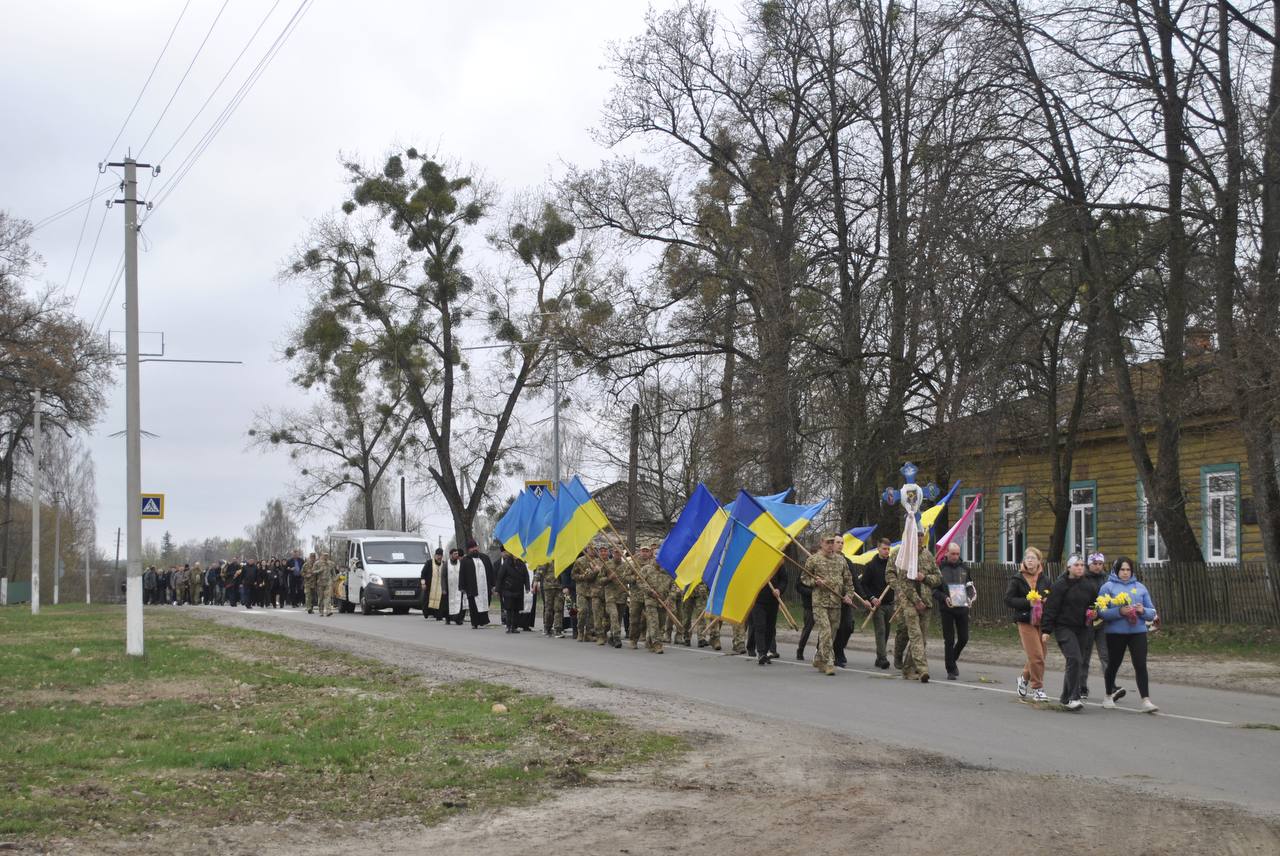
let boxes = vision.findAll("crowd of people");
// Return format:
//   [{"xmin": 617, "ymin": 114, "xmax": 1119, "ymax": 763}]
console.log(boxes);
[{"xmin": 155, "ymin": 530, "xmax": 1160, "ymax": 714}]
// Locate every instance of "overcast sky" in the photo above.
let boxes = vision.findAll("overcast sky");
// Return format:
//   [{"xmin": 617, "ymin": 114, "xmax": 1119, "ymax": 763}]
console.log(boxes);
[{"xmin": 2, "ymin": 0, "xmax": 734, "ymax": 554}]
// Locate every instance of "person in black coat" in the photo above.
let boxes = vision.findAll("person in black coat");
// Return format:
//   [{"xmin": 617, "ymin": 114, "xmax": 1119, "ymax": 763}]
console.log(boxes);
[
  {"xmin": 1041, "ymin": 555, "xmax": 1101, "ymax": 709},
  {"xmin": 933, "ymin": 542, "xmax": 976, "ymax": 679},
  {"xmin": 240, "ymin": 560, "xmax": 258, "ymax": 609},
  {"xmin": 854, "ymin": 538, "xmax": 896, "ymax": 670},
  {"xmin": 458, "ymin": 539, "xmax": 493, "ymax": 628},
  {"xmin": 750, "ymin": 567, "xmax": 788, "ymax": 665},
  {"xmin": 494, "ymin": 545, "xmax": 530, "ymax": 633}
]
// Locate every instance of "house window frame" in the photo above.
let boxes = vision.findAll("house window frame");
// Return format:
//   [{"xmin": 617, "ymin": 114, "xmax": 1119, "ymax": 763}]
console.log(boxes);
[
  {"xmin": 1136, "ymin": 480, "xmax": 1169, "ymax": 565},
  {"xmin": 1201, "ymin": 463, "xmax": 1241, "ymax": 563},
  {"xmin": 1000, "ymin": 487, "xmax": 1025, "ymax": 565},
  {"xmin": 959, "ymin": 490, "xmax": 983, "ymax": 563},
  {"xmin": 1066, "ymin": 479, "xmax": 1098, "ymax": 560}
]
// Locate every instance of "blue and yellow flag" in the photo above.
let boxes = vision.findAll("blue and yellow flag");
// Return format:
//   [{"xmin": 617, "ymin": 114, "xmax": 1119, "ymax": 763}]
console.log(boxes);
[
  {"xmin": 522, "ymin": 488, "xmax": 557, "ymax": 569},
  {"xmin": 704, "ymin": 490, "xmax": 797, "ymax": 624},
  {"xmin": 493, "ymin": 489, "xmax": 535, "ymax": 557},
  {"xmin": 550, "ymin": 476, "xmax": 610, "ymax": 576},
  {"xmin": 843, "ymin": 524, "xmax": 876, "ymax": 561},
  {"xmin": 658, "ymin": 484, "xmax": 728, "ymax": 592},
  {"xmin": 919, "ymin": 480, "xmax": 961, "ymax": 544}
]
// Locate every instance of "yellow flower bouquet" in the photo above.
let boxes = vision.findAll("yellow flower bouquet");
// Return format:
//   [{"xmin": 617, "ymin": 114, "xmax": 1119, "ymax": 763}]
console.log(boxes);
[{"xmin": 1026, "ymin": 588, "xmax": 1044, "ymax": 625}]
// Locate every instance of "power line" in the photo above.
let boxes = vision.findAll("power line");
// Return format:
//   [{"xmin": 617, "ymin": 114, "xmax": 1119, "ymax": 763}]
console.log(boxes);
[
  {"xmin": 91, "ymin": 253, "xmax": 126, "ymax": 334},
  {"xmin": 72, "ymin": 203, "xmax": 112, "ymax": 311},
  {"xmin": 144, "ymin": 0, "xmax": 313, "ymax": 219},
  {"xmin": 30, "ymin": 185, "xmax": 114, "ymax": 232},
  {"xmin": 136, "ymin": 0, "xmax": 233, "ymax": 158}
]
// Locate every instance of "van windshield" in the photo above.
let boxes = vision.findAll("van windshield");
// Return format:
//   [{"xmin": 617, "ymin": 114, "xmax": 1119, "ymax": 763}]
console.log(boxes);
[{"xmin": 362, "ymin": 541, "xmax": 430, "ymax": 564}]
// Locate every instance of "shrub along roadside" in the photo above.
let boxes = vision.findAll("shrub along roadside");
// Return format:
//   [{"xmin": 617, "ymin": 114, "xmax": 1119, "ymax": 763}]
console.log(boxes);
[{"xmin": 0, "ymin": 605, "xmax": 681, "ymax": 839}]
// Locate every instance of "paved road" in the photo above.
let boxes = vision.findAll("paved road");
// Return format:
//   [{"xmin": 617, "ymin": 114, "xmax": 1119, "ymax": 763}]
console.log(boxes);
[{"xmin": 199, "ymin": 605, "xmax": 1280, "ymax": 816}]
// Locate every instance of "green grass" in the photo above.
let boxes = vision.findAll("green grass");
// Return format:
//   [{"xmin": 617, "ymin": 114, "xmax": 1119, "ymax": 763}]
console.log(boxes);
[
  {"xmin": 0, "ymin": 605, "xmax": 682, "ymax": 840},
  {"xmin": 965, "ymin": 620, "xmax": 1280, "ymax": 662}
]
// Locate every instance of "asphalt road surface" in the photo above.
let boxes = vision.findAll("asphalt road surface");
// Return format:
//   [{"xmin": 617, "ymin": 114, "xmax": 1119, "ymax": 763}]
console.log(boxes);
[{"xmin": 198, "ymin": 605, "xmax": 1280, "ymax": 817}]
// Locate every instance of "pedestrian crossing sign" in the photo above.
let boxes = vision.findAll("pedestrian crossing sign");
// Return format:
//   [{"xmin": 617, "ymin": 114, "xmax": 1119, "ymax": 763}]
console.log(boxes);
[{"xmin": 141, "ymin": 493, "xmax": 165, "ymax": 520}]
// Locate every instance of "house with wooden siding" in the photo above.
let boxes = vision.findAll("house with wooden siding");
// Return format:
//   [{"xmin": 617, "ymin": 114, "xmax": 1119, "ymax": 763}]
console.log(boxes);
[{"xmin": 932, "ymin": 352, "xmax": 1261, "ymax": 566}]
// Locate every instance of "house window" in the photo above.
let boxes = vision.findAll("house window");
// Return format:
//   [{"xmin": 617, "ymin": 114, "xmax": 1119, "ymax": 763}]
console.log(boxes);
[
  {"xmin": 1067, "ymin": 482, "xmax": 1097, "ymax": 558},
  {"xmin": 960, "ymin": 492, "xmax": 983, "ymax": 562},
  {"xmin": 1203, "ymin": 466, "xmax": 1239, "ymax": 562},
  {"xmin": 1137, "ymin": 481, "xmax": 1168, "ymax": 564},
  {"xmin": 1001, "ymin": 490, "xmax": 1025, "ymax": 564}
]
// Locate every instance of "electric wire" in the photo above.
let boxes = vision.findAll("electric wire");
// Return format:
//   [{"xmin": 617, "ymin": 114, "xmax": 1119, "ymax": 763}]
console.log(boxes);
[
  {"xmin": 136, "ymin": 0, "xmax": 233, "ymax": 159},
  {"xmin": 30, "ymin": 185, "xmax": 114, "ymax": 232},
  {"xmin": 72, "ymin": 203, "xmax": 112, "ymax": 311}
]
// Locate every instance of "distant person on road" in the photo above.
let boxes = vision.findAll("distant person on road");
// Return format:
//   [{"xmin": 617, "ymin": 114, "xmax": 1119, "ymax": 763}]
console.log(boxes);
[
  {"xmin": 802, "ymin": 532, "xmax": 857, "ymax": 677},
  {"xmin": 302, "ymin": 553, "xmax": 320, "ymax": 613},
  {"xmin": 934, "ymin": 542, "xmax": 976, "ymax": 680},
  {"xmin": 495, "ymin": 543, "xmax": 530, "ymax": 634},
  {"xmin": 422, "ymin": 548, "xmax": 446, "ymax": 621},
  {"xmin": 315, "ymin": 552, "xmax": 336, "ymax": 617},
  {"xmin": 1099, "ymin": 556, "xmax": 1159, "ymax": 713},
  {"xmin": 458, "ymin": 539, "xmax": 492, "ymax": 629},
  {"xmin": 288, "ymin": 550, "xmax": 305, "ymax": 607},
  {"xmin": 854, "ymin": 538, "xmax": 895, "ymax": 670},
  {"xmin": 1006, "ymin": 547, "xmax": 1052, "ymax": 703},
  {"xmin": 443, "ymin": 548, "xmax": 465, "ymax": 624},
  {"xmin": 1040, "ymin": 555, "xmax": 1101, "ymax": 711},
  {"xmin": 143, "ymin": 566, "xmax": 157, "ymax": 604},
  {"xmin": 240, "ymin": 559, "xmax": 258, "ymax": 609},
  {"xmin": 1080, "ymin": 552, "xmax": 1110, "ymax": 699}
]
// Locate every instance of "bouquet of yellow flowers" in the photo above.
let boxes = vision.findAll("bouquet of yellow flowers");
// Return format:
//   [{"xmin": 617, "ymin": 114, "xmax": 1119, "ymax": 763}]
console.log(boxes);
[
  {"xmin": 1090, "ymin": 593, "xmax": 1112, "ymax": 626},
  {"xmin": 1026, "ymin": 588, "xmax": 1044, "ymax": 625},
  {"xmin": 1109, "ymin": 590, "xmax": 1139, "ymax": 625}
]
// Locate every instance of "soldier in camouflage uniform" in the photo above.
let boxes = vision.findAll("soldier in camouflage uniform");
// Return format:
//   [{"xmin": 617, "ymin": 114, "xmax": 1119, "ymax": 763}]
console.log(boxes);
[
  {"xmin": 189, "ymin": 563, "xmax": 204, "ymax": 604},
  {"xmin": 315, "ymin": 552, "xmax": 336, "ymax": 617},
  {"xmin": 632, "ymin": 544, "xmax": 668, "ymax": 653},
  {"xmin": 801, "ymin": 532, "xmax": 856, "ymax": 675},
  {"xmin": 302, "ymin": 552, "xmax": 320, "ymax": 613},
  {"xmin": 887, "ymin": 529, "xmax": 942, "ymax": 682},
  {"xmin": 624, "ymin": 550, "xmax": 647, "ymax": 648},
  {"xmin": 593, "ymin": 545, "xmax": 618, "ymax": 646},
  {"xmin": 686, "ymin": 580, "xmax": 718, "ymax": 648},
  {"xmin": 573, "ymin": 547, "xmax": 599, "ymax": 642},
  {"xmin": 540, "ymin": 564, "xmax": 565, "ymax": 637}
]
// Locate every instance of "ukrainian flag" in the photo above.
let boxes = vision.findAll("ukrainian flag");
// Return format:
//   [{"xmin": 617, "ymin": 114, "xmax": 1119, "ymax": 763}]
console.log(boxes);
[
  {"xmin": 919, "ymin": 480, "xmax": 961, "ymax": 540},
  {"xmin": 494, "ymin": 489, "xmax": 535, "ymax": 557},
  {"xmin": 758, "ymin": 496, "xmax": 829, "ymax": 537},
  {"xmin": 843, "ymin": 525, "xmax": 876, "ymax": 561},
  {"xmin": 658, "ymin": 484, "xmax": 728, "ymax": 592},
  {"xmin": 704, "ymin": 490, "xmax": 797, "ymax": 624},
  {"xmin": 550, "ymin": 476, "xmax": 610, "ymax": 575},
  {"xmin": 522, "ymin": 488, "xmax": 557, "ymax": 568},
  {"xmin": 850, "ymin": 540, "xmax": 900, "ymax": 565}
]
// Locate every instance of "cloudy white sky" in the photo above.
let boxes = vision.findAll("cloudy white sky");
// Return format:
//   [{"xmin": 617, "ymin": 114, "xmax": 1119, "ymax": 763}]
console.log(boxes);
[{"xmin": 2, "ymin": 0, "xmax": 734, "ymax": 554}]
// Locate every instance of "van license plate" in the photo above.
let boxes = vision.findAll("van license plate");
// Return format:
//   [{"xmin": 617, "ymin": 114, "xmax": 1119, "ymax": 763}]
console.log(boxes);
[{"xmin": 395, "ymin": 589, "xmax": 416, "ymax": 597}]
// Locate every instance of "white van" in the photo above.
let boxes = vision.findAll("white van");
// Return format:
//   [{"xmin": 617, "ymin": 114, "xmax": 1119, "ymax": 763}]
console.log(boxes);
[{"xmin": 328, "ymin": 529, "xmax": 435, "ymax": 615}]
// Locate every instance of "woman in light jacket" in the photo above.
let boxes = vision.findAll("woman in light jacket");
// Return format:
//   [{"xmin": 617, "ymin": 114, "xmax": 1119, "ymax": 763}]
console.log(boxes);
[
  {"xmin": 1098, "ymin": 556, "xmax": 1159, "ymax": 713},
  {"xmin": 1004, "ymin": 546, "xmax": 1052, "ymax": 703}
]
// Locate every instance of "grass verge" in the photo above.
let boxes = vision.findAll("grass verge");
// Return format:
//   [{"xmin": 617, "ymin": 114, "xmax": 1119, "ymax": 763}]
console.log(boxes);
[
  {"xmin": 965, "ymin": 621, "xmax": 1280, "ymax": 662},
  {"xmin": 0, "ymin": 604, "xmax": 681, "ymax": 840}
]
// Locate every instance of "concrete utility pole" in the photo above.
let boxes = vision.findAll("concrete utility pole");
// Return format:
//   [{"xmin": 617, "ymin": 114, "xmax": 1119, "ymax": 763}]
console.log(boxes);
[
  {"xmin": 400, "ymin": 475, "xmax": 407, "ymax": 532},
  {"xmin": 627, "ymin": 402, "xmax": 640, "ymax": 552},
  {"xmin": 108, "ymin": 155, "xmax": 153, "ymax": 656},
  {"xmin": 84, "ymin": 549, "xmax": 91, "ymax": 604},
  {"xmin": 30, "ymin": 388, "xmax": 41, "ymax": 615},
  {"xmin": 52, "ymin": 495, "xmax": 61, "ymax": 606},
  {"xmin": 552, "ymin": 345, "xmax": 561, "ymax": 485}
]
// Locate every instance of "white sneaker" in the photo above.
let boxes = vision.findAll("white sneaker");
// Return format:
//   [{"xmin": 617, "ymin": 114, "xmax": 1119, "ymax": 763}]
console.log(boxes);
[
  {"xmin": 1141, "ymin": 698, "xmax": 1159, "ymax": 713},
  {"xmin": 1032, "ymin": 689, "xmax": 1048, "ymax": 702},
  {"xmin": 1017, "ymin": 676, "xmax": 1029, "ymax": 698},
  {"xmin": 1102, "ymin": 696, "xmax": 1116, "ymax": 709},
  {"xmin": 1065, "ymin": 699, "xmax": 1084, "ymax": 711}
]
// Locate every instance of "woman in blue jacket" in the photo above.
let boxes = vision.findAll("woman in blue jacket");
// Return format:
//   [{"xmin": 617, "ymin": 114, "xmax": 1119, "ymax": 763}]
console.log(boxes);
[{"xmin": 1099, "ymin": 556, "xmax": 1159, "ymax": 712}]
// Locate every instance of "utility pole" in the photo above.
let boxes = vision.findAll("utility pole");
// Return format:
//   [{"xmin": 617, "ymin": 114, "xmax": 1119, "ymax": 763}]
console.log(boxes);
[
  {"xmin": 52, "ymin": 495, "xmax": 61, "ymax": 606},
  {"xmin": 552, "ymin": 345, "xmax": 561, "ymax": 485},
  {"xmin": 84, "ymin": 549, "xmax": 91, "ymax": 604},
  {"xmin": 29, "ymin": 388, "xmax": 41, "ymax": 615},
  {"xmin": 400, "ymin": 475, "xmax": 407, "ymax": 532},
  {"xmin": 108, "ymin": 155, "xmax": 154, "ymax": 656},
  {"xmin": 627, "ymin": 402, "xmax": 639, "ymax": 552}
]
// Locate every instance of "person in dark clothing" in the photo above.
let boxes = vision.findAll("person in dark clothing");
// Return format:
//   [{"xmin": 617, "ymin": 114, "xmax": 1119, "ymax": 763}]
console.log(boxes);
[
  {"xmin": 854, "ymin": 538, "xmax": 896, "ymax": 669},
  {"xmin": 494, "ymin": 545, "xmax": 530, "ymax": 633},
  {"xmin": 832, "ymin": 557, "xmax": 857, "ymax": 668},
  {"xmin": 240, "ymin": 560, "xmax": 258, "ymax": 609},
  {"xmin": 933, "ymin": 542, "xmax": 976, "ymax": 679},
  {"xmin": 288, "ymin": 551, "xmax": 305, "ymax": 607},
  {"xmin": 795, "ymin": 576, "xmax": 814, "ymax": 660},
  {"xmin": 1080, "ymin": 551, "xmax": 1110, "ymax": 699},
  {"xmin": 458, "ymin": 540, "xmax": 493, "ymax": 628},
  {"xmin": 750, "ymin": 567, "xmax": 788, "ymax": 664},
  {"xmin": 1040, "ymin": 554, "xmax": 1101, "ymax": 710}
]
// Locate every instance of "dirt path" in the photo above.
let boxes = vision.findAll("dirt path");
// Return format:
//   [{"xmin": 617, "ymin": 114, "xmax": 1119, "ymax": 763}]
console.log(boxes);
[{"xmin": 24, "ymin": 612, "xmax": 1280, "ymax": 856}]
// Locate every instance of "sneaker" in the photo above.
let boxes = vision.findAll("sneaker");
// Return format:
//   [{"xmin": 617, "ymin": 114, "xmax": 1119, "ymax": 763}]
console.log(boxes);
[
  {"xmin": 1102, "ymin": 696, "xmax": 1117, "ymax": 710},
  {"xmin": 1141, "ymin": 698, "xmax": 1159, "ymax": 713},
  {"xmin": 946, "ymin": 672, "xmax": 957, "ymax": 680},
  {"xmin": 1066, "ymin": 699, "xmax": 1084, "ymax": 711},
  {"xmin": 1017, "ymin": 676, "xmax": 1029, "ymax": 698},
  {"xmin": 1031, "ymin": 689, "xmax": 1049, "ymax": 702},
  {"xmin": 1111, "ymin": 687, "xmax": 1127, "ymax": 703}
]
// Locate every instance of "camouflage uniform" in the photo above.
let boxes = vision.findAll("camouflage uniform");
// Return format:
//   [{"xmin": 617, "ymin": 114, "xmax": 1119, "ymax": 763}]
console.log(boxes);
[
  {"xmin": 302, "ymin": 557, "xmax": 320, "ymax": 613},
  {"xmin": 802, "ymin": 549, "xmax": 855, "ymax": 675},
  {"xmin": 595, "ymin": 552, "xmax": 620, "ymax": 646},
  {"xmin": 624, "ymin": 557, "xmax": 647, "ymax": 648},
  {"xmin": 189, "ymin": 565, "xmax": 203, "ymax": 603},
  {"xmin": 685, "ymin": 581, "xmax": 717, "ymax": 648},
  {"xmin": 315, "ymin": 556, "xmax": 336, "ymax": 616},
  {"xmin": 636, "ymin": 557, "xmax": 671, "ymax": 653},
  {"xmin": 602, "ymin": 555, "xmax": 628, "ymax": 646},
  {"xmin": 172, "ymin": 568, "xmax": 189, "ymax": 604},
  {"xmin": 573, "ymin": 556, "xmax": 599, "ymax": 642},
  {"xmin": 887, "ymin": 542, "xmax": 942, "ymax": 681},
  {"xmin": 540, "ymin": 565, "xmax": 565, "ymax": 636}
]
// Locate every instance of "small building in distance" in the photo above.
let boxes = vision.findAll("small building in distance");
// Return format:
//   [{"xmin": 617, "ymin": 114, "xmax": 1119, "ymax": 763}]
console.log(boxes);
[{"xmin": 590, "ymin": 479, "xmax": 673, "ymax": 550}]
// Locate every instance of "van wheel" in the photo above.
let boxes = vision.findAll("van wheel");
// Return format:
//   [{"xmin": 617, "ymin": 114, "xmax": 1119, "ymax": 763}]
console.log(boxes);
[{"xmin": 360, "ymin": 592, "xmax": 377, "ymax": 615}]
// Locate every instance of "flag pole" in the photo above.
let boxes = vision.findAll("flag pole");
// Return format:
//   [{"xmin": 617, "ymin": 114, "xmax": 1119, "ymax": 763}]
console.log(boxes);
[
  {"xmin": 720, "ymin": 514, "xmax": 870, "ymax": 611},
  {"xmin": 860, "ymin": 584, "xmax": 893, "ymax": 630},
  {"xmin": 598, "ymin": 522, "xmax": 684, "ymax": 627}
]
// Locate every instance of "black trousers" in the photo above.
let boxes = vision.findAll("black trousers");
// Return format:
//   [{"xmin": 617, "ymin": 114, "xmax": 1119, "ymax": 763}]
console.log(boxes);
[
  {"xmin": 940, "ymin": 610, "xmax": 970, "ymax": 674},
  {"xmin": 1053, "ymin": 625, "xmax": 1091, "ymax": 704},
  {"xmin": 466, "ymin": 594, "xmax": 489, "ymax": 627},
  {"xmin": 751, "ymin": 597, "xmax": 779, "ymax": 659},
  {"xmin": 1080, "ymin": 621, "xmax": 1109, "ymax": 694},
  {"xmin": 500, "ymin": 593, "xmax": 523, "ymax": 630},
  {"xmin": 1104, "ymin": 632, "xmax": 1150, "ymax": 698},
  {"xmin": 833, "ymin": 604, "xmax": 854, "ymax": 664},
  {"xmin": 797, "ymin": 588, "xmax": 814, "ymax": 654}
]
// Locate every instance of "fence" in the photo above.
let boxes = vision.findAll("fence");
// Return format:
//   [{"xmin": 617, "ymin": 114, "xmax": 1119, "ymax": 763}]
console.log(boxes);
[{"xmin": 963, "ymin": 561, "xmax": 1280, "ymax": 626}]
